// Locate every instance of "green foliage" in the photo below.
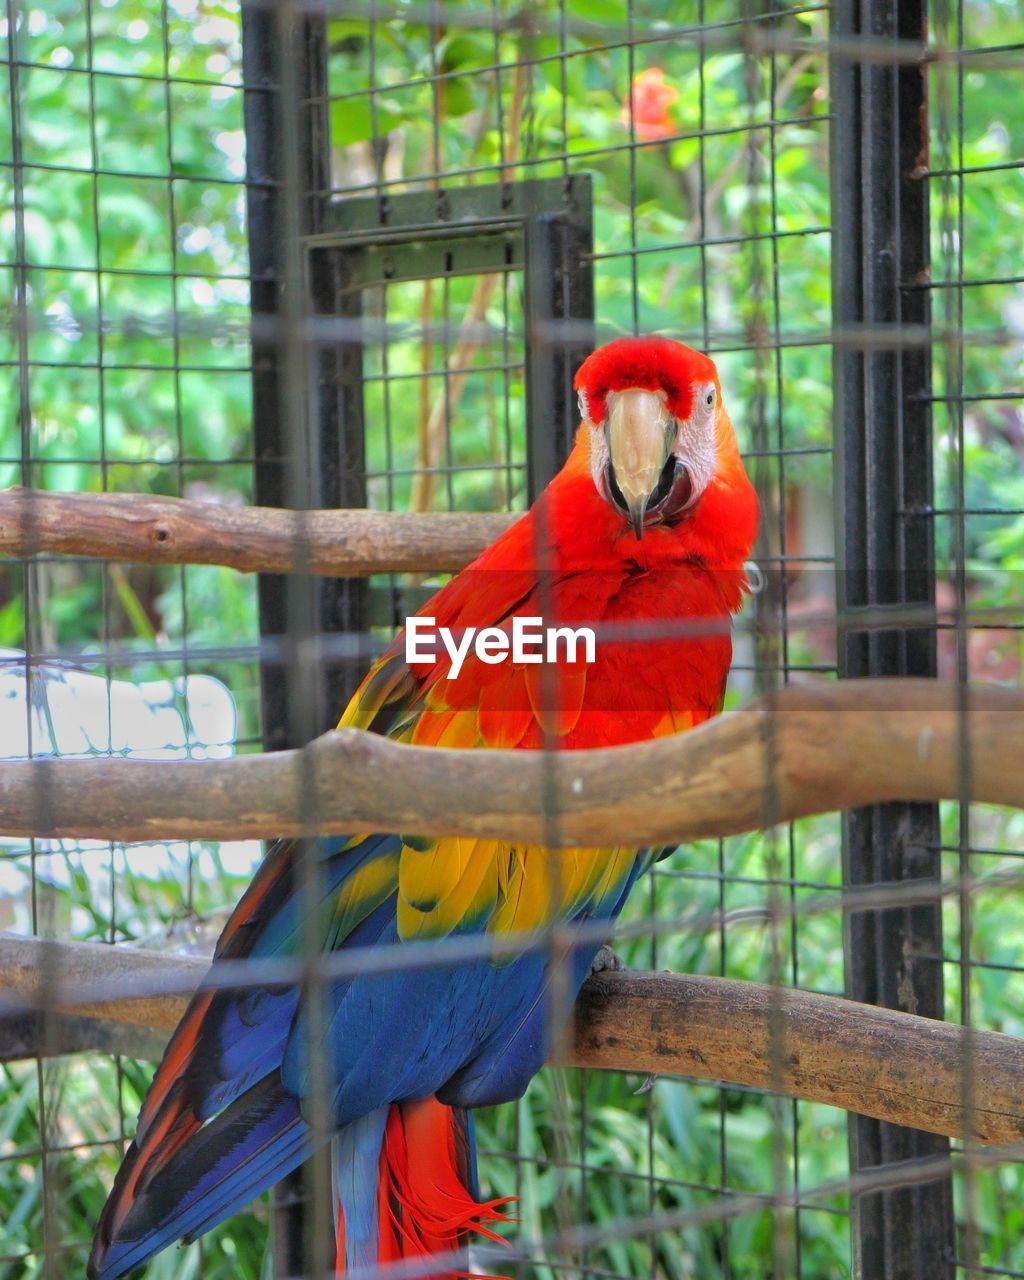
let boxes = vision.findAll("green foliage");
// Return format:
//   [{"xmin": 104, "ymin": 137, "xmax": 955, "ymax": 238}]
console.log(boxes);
[{"xmin": 1, "ymin": 3, "xmax": 263, "ymax": 1276}]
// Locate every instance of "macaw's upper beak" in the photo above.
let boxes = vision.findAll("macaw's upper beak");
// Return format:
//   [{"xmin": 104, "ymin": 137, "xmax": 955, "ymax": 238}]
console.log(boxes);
[{"xmin": 605, "ymin": 388, "xmax": 676, "ymax": 540}]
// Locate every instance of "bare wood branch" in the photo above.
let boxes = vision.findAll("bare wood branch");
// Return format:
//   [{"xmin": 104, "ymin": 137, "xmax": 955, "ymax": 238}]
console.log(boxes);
[
  {"xmin": 3, "ymin": 933, "xmax": 1022, "ymax": 1146},
  {"xmin": 0, "ymin": 1009, "xmax": 169, "ymax": 1062},
  {"xmin": 570, "ymin": 971, "xmax": 1024, "ymax": 1147},
  {"xmin": 0, "ymin": 933, "xmax": 207, "ymax": 1035},
  {"xmin": 0, "ymin": 486, "xmax": 515, "ymax": 576},
  {"xmin": 0, "ymin": 681, "xmax": 1020, "ymax": 845}
]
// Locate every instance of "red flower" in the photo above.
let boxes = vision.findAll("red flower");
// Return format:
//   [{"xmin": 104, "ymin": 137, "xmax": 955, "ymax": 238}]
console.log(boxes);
[{"xmin": 623, "ymin": 67, "xmax": 679, "ymax": 141}]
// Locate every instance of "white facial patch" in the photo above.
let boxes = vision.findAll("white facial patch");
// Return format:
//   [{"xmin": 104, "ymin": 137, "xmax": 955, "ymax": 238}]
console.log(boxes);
[
  {"xmin": 580, "ymin": 390, "xmax": 611, "ymax": 491},
  {"xmin": 588, "ymin": 420, "xmax": 610, "ymax": 490},
  {"xmin": 587, "ymin": 383, "xmax": 719, "ymax": 505},
  {"xmin": 678, "ymin": 381, "xmax": 719, "ymax": 500}
]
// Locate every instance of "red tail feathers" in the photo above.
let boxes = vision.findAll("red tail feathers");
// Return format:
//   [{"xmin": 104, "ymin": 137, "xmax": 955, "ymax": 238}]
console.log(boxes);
[{"xmin": 335, "ymin": 1097, "xmax": 513, "ymax": 1279}]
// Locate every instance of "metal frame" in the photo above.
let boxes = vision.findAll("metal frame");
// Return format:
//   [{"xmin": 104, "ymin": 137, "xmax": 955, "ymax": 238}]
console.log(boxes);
[
  {"xmin": 309, "ymin": 174, "xmax": 594, "ymax": 495},
  {"xmin": 831, "ymin": 2, "xmax": 955, "ymax": 1276},
  {"xmin": 241, "ymin": 8, "xmax": 333, "ymax": 1271},
  {"xmin": 305, "ymin": 174, "xmax": 593, "ymax": 628},
  {"xmin": 244, "ymin": 6, "xmax": 358, "ymax": 745},
  {"xmin": 249, "ymin": 54, "xmax": 594, "ymax": 723}
]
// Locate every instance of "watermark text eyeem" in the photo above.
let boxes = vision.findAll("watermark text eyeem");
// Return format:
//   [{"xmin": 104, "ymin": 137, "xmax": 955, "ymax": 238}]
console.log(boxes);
[{"xmin": 406, "ymin": 616, "xmax": 597, "ymax": 680}]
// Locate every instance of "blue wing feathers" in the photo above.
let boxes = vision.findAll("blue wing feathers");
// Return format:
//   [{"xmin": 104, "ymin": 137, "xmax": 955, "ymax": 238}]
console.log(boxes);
[
  {"xmin": 198, "ymin": 988, "xmax": 299, "ymax": 1120},
  {"xmin": 334, "ymin": 1108, "xmax": 389, "ymax": 1273},
  {"xmin": 95, "ymin": 1078, "xmax": 308, "ymax": 1280},
  {"xmin": 91, "ymin": 825, "xmax": 646, "ymax": 1278}
]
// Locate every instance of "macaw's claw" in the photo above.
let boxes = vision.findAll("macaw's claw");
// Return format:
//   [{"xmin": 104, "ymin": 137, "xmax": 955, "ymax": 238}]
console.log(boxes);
[{"xmin": 589, "ymin": 944, "xmax": 626, "ymax": 976}]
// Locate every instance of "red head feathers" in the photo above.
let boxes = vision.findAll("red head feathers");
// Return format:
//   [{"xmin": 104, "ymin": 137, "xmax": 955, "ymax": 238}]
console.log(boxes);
[
  {"xmin": 570, "ymin": 335, "xmax": 752, "ymax": 547},
  {"xmin": 573, "ymin": 335, "xmax": 718, "ymax": 427}
]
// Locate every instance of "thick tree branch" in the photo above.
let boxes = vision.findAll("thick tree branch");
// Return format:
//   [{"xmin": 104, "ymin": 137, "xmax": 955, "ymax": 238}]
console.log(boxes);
[
  {"xmin": 3, "ymin": 933, "xmax": 1022, "ymax": 1146},
  {"xmin": 0, "ymin": 681, "xmax": 1020, "ymax": 845},
  {"xmin": 0, "ymin": 486, "xmax": 515, "ymax": 576}
]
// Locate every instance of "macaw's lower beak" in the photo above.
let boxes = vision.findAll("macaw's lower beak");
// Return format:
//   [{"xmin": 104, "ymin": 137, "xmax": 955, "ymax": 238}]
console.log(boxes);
[{"xmin": 605, "ymin": 388, "xmax": 676, "ymax": 540}]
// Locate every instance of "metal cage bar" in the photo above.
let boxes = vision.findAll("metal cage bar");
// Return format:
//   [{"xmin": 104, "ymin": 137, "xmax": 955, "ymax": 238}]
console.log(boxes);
[
  {"xmin": 242, "ymin": 4, "xmax": 340, "ymax": 1271},
  {"xmin": 831, "ymin": 2, "xmax": 955, "ymax": 1276},
  {"xmin": 245, "ymin": 3, "xmax": 369, "ymax": 743}
]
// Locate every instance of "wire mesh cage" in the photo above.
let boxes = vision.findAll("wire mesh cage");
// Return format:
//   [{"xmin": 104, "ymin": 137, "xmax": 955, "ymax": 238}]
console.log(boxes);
[{"xmin": 1, "ymin": 1, "xmax": 1023, "ymax": 1279}]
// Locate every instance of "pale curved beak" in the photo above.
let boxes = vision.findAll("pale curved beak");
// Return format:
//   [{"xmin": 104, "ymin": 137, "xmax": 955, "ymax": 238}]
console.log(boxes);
[{"xmin": 605, "ymin": 389, "xmax": 675, "ymax": 539}]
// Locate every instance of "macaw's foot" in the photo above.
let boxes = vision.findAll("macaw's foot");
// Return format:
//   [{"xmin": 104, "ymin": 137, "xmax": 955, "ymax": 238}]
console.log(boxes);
[
  {"xmin": 589, "ymin": 944, "xmax": 626, "ymax": 976},
  {"xmin": 586, "ymin": 947, "xmax": 657, "ymax": 1094}
]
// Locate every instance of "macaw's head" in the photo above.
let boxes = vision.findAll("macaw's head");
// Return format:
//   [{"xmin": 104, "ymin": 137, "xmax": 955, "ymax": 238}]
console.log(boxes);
[{"xmin": 574, "ymin": 335, "xmax": 749, "ymax": 542}]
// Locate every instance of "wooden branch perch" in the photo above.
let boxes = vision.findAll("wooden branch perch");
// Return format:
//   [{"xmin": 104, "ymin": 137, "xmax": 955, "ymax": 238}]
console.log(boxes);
[
  {"xmin": 0, "ymin": 681, "xmax": 1021, "ymax": 845},
  {"xmin": 0, "ymin": 487, "xmax": 515, "ymax": 576},
  {"xmin": 3, "ymin": 933, "xmax": 1023, "ymax": 1146}
]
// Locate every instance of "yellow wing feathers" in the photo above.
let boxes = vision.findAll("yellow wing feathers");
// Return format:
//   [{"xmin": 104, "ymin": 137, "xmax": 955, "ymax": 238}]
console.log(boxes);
[
  {"xmin": 332, "ymin": 623, "xmax": 707, "ymax": 948},
  {"xmin": 396, "ymin": 837, "xmax": 638, "ymax": 946}
]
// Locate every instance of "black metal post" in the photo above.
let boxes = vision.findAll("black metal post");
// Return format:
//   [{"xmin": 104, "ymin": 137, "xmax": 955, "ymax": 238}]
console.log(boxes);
[
  {"xmin": 241, "ymin": 5, "xmax": 340, "ymax": 1273},
  {"xmin": 831, "ymin": 3, "xmax": 955, "ymax": 1278},
  {"xmin": 523, "ymin": 187, "xmax": 594, "ymax": 499},
  {"xmin": 243, "ymin": 2, "xmax": 367, "ymax": 747},
  {"xmin": 308, "ymin": 243, "xmax": 371, "ymax": 713}
]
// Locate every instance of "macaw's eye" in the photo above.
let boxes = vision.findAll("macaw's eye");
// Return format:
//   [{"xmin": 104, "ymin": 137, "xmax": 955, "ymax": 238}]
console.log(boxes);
[{"xmin": 705, "ymin": 389, "xmax": 715, "ymax": 410}]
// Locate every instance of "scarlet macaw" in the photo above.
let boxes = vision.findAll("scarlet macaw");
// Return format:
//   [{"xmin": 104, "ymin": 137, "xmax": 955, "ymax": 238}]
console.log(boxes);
[{"xmin": 89, "ymin": 336, "xmax": 758, "ymax": 1279}]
